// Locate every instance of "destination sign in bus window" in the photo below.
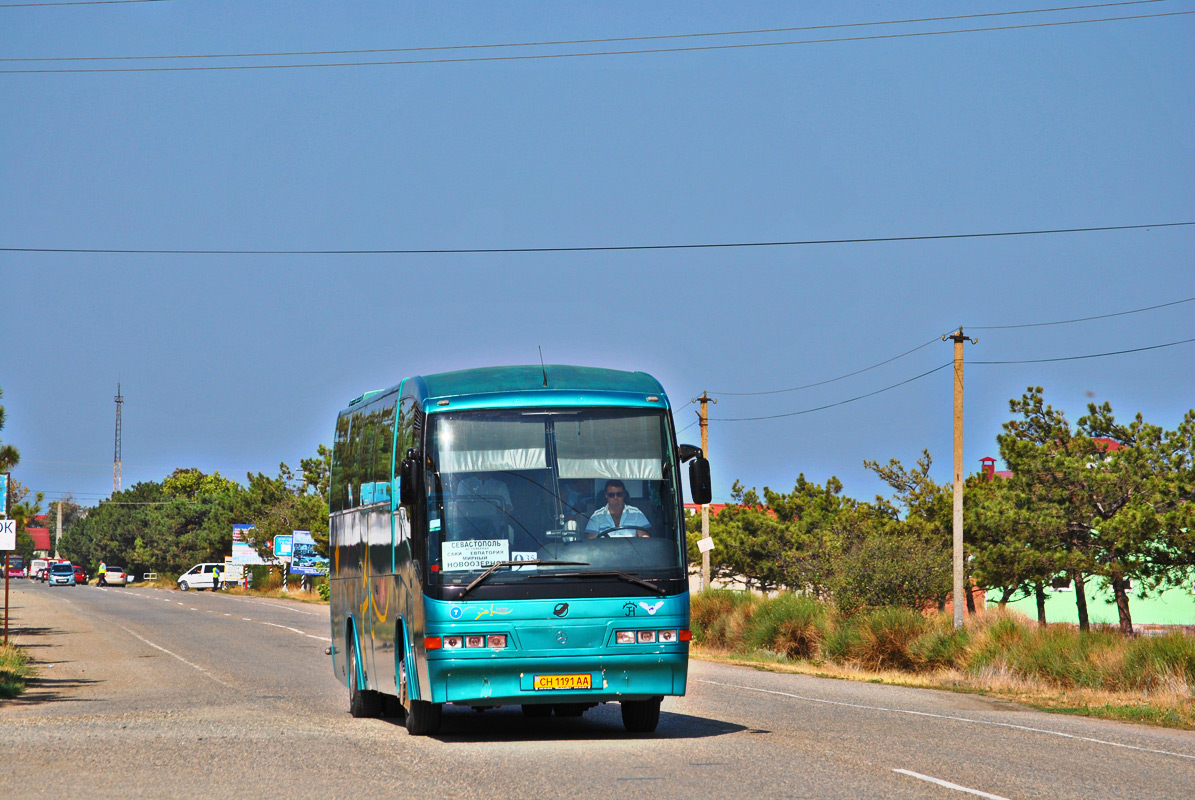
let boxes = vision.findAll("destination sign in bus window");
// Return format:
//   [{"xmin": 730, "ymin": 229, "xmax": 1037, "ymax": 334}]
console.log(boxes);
[{"xmin": 442, "ymin": 539, "xmax": 509, "ymax": 571}]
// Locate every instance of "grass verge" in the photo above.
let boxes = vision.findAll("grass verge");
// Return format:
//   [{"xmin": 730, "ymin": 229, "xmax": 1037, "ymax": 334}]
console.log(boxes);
[
  {"xmin": 0, "ymin": 641, "xmax": 33, "ymax": 699},
  {"xmin": 692, "ymin": 589, "xmax": 1194, "ymax": 729}
]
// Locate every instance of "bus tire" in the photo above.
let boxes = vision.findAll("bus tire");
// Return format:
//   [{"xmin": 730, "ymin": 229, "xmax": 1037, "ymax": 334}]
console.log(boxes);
[
  {"xmin": 405, "ymin": 699, "xmax": 442, "ymax": 736},
  {"xmin": 620, "ymin": 698, "xmax": 661, "ymax": 733},
  {"xmin": 347, "ymin": 642, "xmax": 381, "ymax": 718}
]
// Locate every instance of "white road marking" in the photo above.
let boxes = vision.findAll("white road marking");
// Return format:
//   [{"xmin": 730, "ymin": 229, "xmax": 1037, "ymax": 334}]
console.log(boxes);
[
  {"xmin": 894, "ymin": 770, "xmax": 1013, "ymax": 800},
  {"xmin": 698, "ymin": 679, "xmax": 1195, "ymax": 761},
  {"xmin": 86, "ymin": 585, "xmax": 328, "ymax": 641},
  {"xmin": 260, "ymin": 621, "xmax": 329, "ymax": 642},
  {"xmin": 115, "ymin": 624, "xmax": 232, "ymax": 688}
]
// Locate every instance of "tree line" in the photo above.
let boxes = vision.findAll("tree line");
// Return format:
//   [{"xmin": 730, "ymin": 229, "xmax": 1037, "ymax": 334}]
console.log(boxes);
[
  {"xmin": 690, "ymin": 387, "xmax": 1195, "ymax": 634},
  {"xmin": 2, "ymin": 393, "xmax": 332, "ymax": 581},
  {"xmin": 5, "ymin": 384, "xmax": 1193, "ymax": 633}
]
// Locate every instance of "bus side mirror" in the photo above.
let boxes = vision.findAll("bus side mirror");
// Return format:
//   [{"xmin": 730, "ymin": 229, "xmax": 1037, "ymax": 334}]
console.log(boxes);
[
  {"xmin": 399, "ymin": 447, "xmax": 421, "ymax": 506},
  {"xmin": 688, "ymin": 457, "xmax": 712, "ymax": 505}
]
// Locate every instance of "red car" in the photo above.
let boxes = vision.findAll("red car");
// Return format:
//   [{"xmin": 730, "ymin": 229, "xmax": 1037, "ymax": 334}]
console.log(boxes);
[{"xmin": 73, "ymin": 565, "xmax": 88, "ymax": 584}]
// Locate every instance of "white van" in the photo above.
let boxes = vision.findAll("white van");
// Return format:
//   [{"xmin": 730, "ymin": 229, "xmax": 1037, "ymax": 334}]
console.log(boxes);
[{"xmin": 178, "ymin": 560, "xmax": 243, "ymax": 591}]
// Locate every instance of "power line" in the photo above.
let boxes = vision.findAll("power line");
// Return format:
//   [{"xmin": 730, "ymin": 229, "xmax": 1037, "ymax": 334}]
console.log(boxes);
[
  {"xmin": 0, "ymin": 1, "xmax": 1167, "ymax": 61},
  {"xmin": 4, "ymin": 221, "xmax": 1191, "ymax": 256},
  {"xmin": 709, "ymin": 336, "xmax": 942, "ymax": 397},
  {"xmin": 712, "ymin": 362, "xmax": 954, "ymax": 421},
  {"xmin": 972, "ymin": 335, "xmax": 1195, "ymax": 363},
  {"xmin": 714, "ymin": 294, "xmax": 1195, "ymax": 398},
  {"xmin": 968, "ymin": 295, "xmax": 1195, "ymax": 329},
  {"xmin": 3, "ymin": 10, "xmax": 1191, "ymax": 74},
  {"xmin": 0, "ymin": 0, "xmax": 166, "ymax": 6},
  {"xmin": 709, "ymin": 334, "xmax": 1193, "ymax": 422}
]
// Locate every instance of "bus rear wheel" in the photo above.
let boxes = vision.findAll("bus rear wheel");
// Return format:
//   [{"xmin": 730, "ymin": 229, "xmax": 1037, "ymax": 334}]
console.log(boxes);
[{"xmin": 620, "ymin": 698, "xmax": 661, "ymax": 733}]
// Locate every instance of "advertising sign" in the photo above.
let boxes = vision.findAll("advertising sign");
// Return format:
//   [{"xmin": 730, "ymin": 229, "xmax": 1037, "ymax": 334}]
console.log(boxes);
[
  {"xmin": 231, "ymin": 524, "xmax": 269, "ymax": 565},
  {"xmin": 289, "ymin": 530, "xmax": 329, "ymax": 576},
  {"xmin": 0, "ymin": 473, "xmax": 8, "ymax": 516},
  {"xmin": 0, "ymin": 519, "xmax": 15, "ymax": 551},
  {"xmin": 273, "ymin": 534, "xmax": 293, "ymax": 559}
]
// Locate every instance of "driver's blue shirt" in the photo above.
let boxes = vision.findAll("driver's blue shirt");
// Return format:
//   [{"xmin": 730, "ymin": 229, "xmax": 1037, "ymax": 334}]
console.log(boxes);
[{"xmin": 586, "ymin": 504, "xmax": 651, "ymax": 536}]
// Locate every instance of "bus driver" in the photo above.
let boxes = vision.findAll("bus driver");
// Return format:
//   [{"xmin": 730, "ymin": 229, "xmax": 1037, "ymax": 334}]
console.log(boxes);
[{"xmin": 586, "ymin": 479, "xmax": 651, "ymax": 538}]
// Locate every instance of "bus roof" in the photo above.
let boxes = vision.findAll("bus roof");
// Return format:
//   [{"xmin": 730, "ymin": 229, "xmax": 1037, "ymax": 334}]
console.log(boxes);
[
  {"xmin": 341, "ymin": 365, "xmax": 669, "ymax": 414},
  {"xmin": 421, "ymin": 365, "xmax": 664, "ymax": 401}
]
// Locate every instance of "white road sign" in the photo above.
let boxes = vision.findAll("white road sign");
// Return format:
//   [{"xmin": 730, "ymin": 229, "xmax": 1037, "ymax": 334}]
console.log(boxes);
[{"xmin": 0, "ymin": 519, "xmax": 16, "ymax": 550}]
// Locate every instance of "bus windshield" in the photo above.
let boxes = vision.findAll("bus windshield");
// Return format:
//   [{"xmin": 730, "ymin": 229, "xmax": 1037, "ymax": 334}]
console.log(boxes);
[{"xmin": 423, "ymin": 407, "xmax": 685, "ymax": 593}]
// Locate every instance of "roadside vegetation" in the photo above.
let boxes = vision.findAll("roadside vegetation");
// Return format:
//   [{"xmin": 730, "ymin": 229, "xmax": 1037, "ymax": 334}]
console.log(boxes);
[
  {"xmin": 692, "ymin": 590, "xmax": 1195, "ymax": 729},
  {"xmin": 689, "ymin": 388, "xmax": 1195, "ymax": 635},
  {"xmin": 0, "ymin": 642, "xmax": 33, "ymax": 699}
]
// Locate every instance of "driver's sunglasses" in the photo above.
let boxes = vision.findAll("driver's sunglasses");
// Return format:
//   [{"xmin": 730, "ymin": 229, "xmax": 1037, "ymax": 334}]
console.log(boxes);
[{"xmin": 606, "ymin": 491, "xmax": 625, "ymax": 498}]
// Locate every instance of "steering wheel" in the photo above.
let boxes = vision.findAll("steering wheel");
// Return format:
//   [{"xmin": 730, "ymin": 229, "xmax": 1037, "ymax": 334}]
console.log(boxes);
[{"xmin": 594, "ymin": 526, "xmax": 652, "ymax": 539}]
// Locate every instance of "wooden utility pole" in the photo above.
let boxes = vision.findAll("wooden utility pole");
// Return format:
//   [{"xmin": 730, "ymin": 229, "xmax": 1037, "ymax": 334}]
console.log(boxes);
[
  {"xmin": 945, "ymin": 328, "xmax": 975, "ymax": 628},
  {"xmin": 693, "ymin": 393, "xmax": 716, "ymax": 590}
]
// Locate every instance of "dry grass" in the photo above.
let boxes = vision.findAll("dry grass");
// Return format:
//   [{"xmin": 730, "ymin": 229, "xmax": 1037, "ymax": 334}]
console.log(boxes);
[
  {"xmin": 692, "ymin": 644, "xmax": 1195, "ymax": 728},
  {"xmin": 0, "ymin": 641, "xmax": 33, "ymax": 698},
  {"xmin": 690, "ymin": 592, "xmax": 1195, "ymax": 729}
]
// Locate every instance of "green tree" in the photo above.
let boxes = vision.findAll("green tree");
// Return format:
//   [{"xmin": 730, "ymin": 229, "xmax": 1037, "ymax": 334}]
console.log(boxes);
[
  {"xmin": 966, "ymin": 471, "xmax": 1067, "ymax": 624},
  {"xmin": 998, "ymin": 388, "xmax": 1195, "ymax": 633},
  {"xmin": 0, "ymin": 386, "xmax": 18, "ymax": 474},
  {"xmin": 5, "ymin": 478, "xmax": 43, "ymax": 563}
]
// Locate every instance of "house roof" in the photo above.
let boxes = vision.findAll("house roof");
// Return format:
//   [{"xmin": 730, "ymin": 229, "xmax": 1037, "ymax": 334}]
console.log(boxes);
[{"xmin": 27, "ymin": 527, "xmax": 51, "ymax": 551}]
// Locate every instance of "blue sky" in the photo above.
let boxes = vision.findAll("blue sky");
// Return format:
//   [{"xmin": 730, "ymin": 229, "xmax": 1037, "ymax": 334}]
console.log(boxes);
[{"xmin": 2, "ymin": 1, "xmax": 1192, "ymax": 509}]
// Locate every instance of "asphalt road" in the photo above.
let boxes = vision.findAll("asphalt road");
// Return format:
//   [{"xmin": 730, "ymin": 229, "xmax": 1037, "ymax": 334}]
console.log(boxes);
[{"xmin": 2, "ymin": 579, "xmax": 1192, "ymax": 799}]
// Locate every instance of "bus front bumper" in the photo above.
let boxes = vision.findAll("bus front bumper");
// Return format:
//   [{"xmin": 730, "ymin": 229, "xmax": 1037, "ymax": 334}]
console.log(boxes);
[{"xmin": 425, "ymin": 651, "xmax": 688, "ymax": 706}]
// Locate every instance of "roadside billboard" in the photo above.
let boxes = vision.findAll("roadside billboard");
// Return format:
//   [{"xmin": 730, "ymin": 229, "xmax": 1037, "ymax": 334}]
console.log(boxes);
[
  {"xmin": 289, "ymin": 530, "xmax": 329, "ymax": 576},
  {"xmin": 231, "ymin": 524, "xmax": 269, "ymax": 565}
]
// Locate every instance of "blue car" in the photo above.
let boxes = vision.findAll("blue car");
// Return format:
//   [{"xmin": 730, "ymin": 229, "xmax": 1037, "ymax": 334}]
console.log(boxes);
[{"xmin": 48, "ymin": 562, "xmax": 76, "ymax": 587}]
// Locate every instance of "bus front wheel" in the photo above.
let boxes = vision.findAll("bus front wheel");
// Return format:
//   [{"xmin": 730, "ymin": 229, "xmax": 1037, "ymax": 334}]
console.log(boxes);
[
  {"xmin": 405, "ymin": 699, "xmax": 442, "ymax": 736},
  {"xmin": 620, "ymin": 698, "xmax": 661, "ymax": 733},
  {"xmin": 347, "ymin": 642, "xmax": 381, "ymax": 718},
  {"xmin": 398, "ymin": 651, "xmax": 441, "ymax": 735}
]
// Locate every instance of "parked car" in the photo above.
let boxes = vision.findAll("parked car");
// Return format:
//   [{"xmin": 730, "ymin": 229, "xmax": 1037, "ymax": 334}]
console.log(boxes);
[
  {"xmin": 47, "ymin": 562, "xmax": 76, "ymax": 587},
  {"xmin": 177, "ymin": 562, "xmax": 241, "ymax": 591},
  {"xmin": 98, "ymin": 566, "xmax": 128, "ymax": 586},
  {"xmin": 73, "ymin": 564, "xmax": 88, "ymax": 584}
]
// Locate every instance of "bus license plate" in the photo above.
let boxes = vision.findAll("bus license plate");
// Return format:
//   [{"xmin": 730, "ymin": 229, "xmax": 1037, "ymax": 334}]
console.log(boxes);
[{"xmin": 533, "ymin": 673, "xmax": 592, "ymax": 690}]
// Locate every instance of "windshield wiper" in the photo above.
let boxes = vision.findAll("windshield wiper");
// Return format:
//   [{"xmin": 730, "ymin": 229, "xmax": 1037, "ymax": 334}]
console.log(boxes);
[
  {"xmin": 544, "ymin": 570, "xmax": 667, "ymax": 596},
  {"xmin": 460, "ymin": 560, "xmax": 589, "ymax": 598}
]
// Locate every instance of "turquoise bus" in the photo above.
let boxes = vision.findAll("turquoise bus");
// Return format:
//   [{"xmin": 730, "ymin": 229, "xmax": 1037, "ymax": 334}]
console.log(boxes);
[{"xmin": 328, "ymin": 365, "xmax": 711, "ymax": 735}]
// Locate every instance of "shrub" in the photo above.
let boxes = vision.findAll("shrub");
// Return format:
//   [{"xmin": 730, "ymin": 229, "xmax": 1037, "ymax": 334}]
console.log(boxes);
[
  {"xmin": 849, "ymin": 607, "xmax": 930, "ymax": 671},
  {"xmin": 908, "ymin": 620, "xmax": 971, "ymax": 670},
  {"xmin": 0, "ymin": 643, "xmax": 32, "ymax": 698},
  {"xmin": 744, "ymin": 593, "xmax": 828, "ymax": 660},
  {"xmin": 829, "ymin": 532, "xmax": 950, "ymax": 615},
  {"xmin": 691, "ymin": 589, "xmax": 760, "ymax": 651},
  {"xmin": 1120, "ymin": 633, "xmax": 1195, "ymax": 692}
]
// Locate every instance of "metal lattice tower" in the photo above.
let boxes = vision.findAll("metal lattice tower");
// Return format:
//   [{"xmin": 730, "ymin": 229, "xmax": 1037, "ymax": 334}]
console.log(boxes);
[{"xmin": 113, "ymin": 383, "xmax": 123, "ymax": 494}]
